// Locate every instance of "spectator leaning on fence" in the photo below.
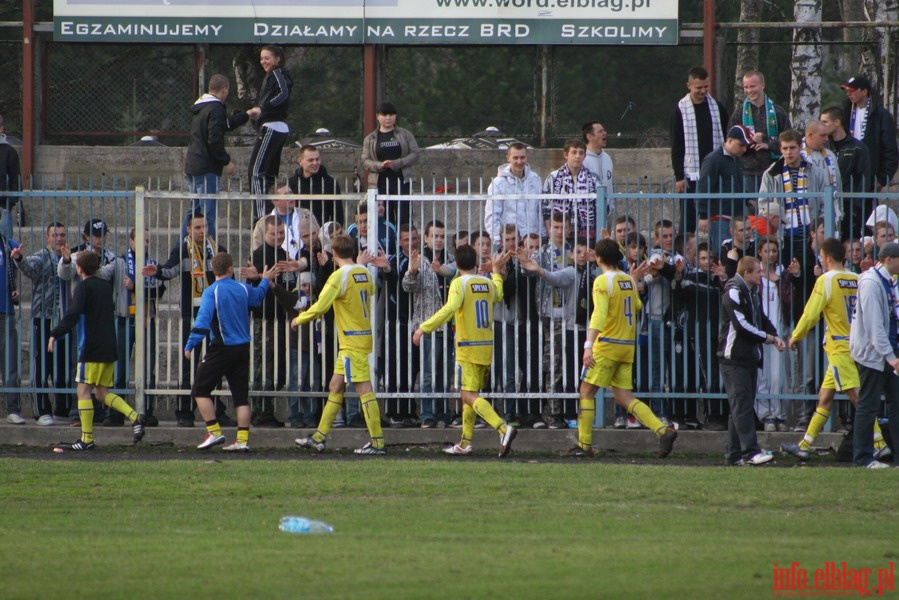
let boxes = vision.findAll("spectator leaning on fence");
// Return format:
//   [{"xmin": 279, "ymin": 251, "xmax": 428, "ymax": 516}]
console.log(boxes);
[
  {"xmin": 840, "ymin": 75, "xmax": 898, "ymax": 193},
  {"xmin": 542, "ymin": 138, "xmax": 600, "ymax": 244},
  {"xmin": 485, "ymin": 142, "xmax": 542, "ymax": 247},
  {"xmin": 0, "ymin": 230, "xmax": 21, "ymax": 425},
  {"xmin": 284, "ymin": 144, "xmax": 344, "ymax": 227},
  {"xmin": 820, "ymin": 106, "xmax": 872, "ymax": 240}
]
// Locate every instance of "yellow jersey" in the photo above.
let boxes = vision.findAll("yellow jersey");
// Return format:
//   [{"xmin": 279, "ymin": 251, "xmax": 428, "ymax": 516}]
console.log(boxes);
[
  {"xmin": 420, "ymin": 272, "xmax": 504, "ymax": 366},
  {"xmin": 791, "ymin": 269, "xmax": 858, "ymax": 355},
  {"xmin": 589, "ymin": 270, "xmax": 642, "ymax": 363},
  {"xmin": 295, "ymin": 264, "xmax": 375, "ymax": 353}
]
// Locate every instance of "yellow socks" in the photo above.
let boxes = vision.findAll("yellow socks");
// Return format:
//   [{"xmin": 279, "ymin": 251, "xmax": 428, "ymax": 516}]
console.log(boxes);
[
  {"xmin": 78, "ymin": 398, "xmax": 94, "ymax": 443},
  {"xmin": 205, "ymin": 419, "xmax": 222, "ymax": 438},
  {"xmin": 360, "ymin": 392, "xmax": 384, "ymax": 450},
  {"xmin": 577, "ymin": 398, "xmax": 595, "ymax": 450},
  {"xmin": 627, "ymin": 398, "xmax": 666, "ymax": 437},
  {"xmin": 313, "ymin": 393, "xmax": 344, "ymax": 443},
  {"xmin": 460, "ymin": 404, "xmax": 475, "ymax": 449},
  {"xmin": 472, "ymin": 397, "xmax": 506, "ymax": 435},
  {"xmin": 237, "ymin": 427, "xmax": 249, "ymax": 446},
  {"xmin": 103, "ymin": 393, "xmax": 137, "ymax": 422},
  {"xmin": 874, "ymin": 421, "xmax": 886, "ymax": 451},
  {"xmin": 800, "ymin": 408, "xmax": 829, "ymax": 450}
]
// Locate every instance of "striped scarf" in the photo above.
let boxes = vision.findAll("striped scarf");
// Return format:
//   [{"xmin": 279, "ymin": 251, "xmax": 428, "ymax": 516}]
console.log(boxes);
[
  {"xmin": 743, "ymin": 95, "xmax": 781, "ymax": 160},
  {"xmin": 782, "ymin": 163, "xmax": 809, "ymax": 236},
  {"xmin": 678, "ymin": 94, "xmax": 723, "ymax": 181}
]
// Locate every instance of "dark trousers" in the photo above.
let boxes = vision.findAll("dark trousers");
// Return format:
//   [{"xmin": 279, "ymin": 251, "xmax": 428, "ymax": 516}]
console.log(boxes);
[
  {"xmin": 32, "ymin": 319, "xmax": 73, "ymax": 417},
  {"xmin": 854, "ymin": 363, "xmax": 899, "ymax": 466},
  {"xmin": 115, "ymin": 316, "xmax": 157, "ymax": 415},
  {"xmin": 383, "ymin": 320, "xmax": 419, "ymax": 416},
  {"xmin": 720, "ymin": 362, "xmax": 761, "ymax": 464}
]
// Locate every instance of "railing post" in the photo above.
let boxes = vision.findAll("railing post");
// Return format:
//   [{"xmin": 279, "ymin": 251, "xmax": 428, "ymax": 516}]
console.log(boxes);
[
  {"xmin": 823, "ymin": 185, "xmax": 835, "ymax": 237},
  {"xmin": 134, "ymin": 187, "xmax": 146, "ymax": 414}
]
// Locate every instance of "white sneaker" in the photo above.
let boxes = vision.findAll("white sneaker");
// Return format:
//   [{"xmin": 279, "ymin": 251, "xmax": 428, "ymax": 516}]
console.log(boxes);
[
  {"xmin": 443, "ymin": 444, "xmax": 473, "ymax": 456},
  {"xmin": 222, "ymin": 441, "xmax": 250, "ymax": 452},
  {"xmin": 626, "ymin": 416, "xmax": 643, "ymax": 429},
  {"xmin": 866, "ymin": 460, "xmax": 890, "ymax": 469},
  {"xmin": 613, "ymin": 416, "xmax": 626, "ymax": 429},
  {"xmin": 37, "ymin": 415, "xmax": 56, "ymax": 426},
  {"xmin": 197, "ymin": 433, "xmax": 226, "ymax": 450},
  {"xmin": 6, "ymin": 413, "xmax": 25, "ymax": 424},
  {"xmin": 746, "ymin": 451, "xmax": 774, "ymax": 466},
  {"xmin": 873, "ymin": 446, "xmax": 893, "ymax": 461}
]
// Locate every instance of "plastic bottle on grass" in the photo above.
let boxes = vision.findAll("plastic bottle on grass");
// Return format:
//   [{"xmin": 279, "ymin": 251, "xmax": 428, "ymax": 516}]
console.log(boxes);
[{"xmin": 279, "ymin": 516, "xmax": 334, "ymax": 534}]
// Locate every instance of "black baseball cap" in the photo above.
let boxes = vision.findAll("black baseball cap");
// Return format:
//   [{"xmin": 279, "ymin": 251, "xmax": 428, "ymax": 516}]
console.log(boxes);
[
  {"xmin": 84, "ymin": 218, "xmax": 108, "ymax": 237},
  {"xmin": 841, "ymin": 75, "xmax": 871, "ymax": 91}
]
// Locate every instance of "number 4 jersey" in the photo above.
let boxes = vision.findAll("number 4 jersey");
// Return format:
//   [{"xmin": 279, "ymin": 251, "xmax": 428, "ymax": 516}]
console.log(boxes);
[
  {"xmin": 296, "ymin": 264, "xmax": 376, "ymax": 353},
  {"xmin": 419, "ymin": 273, "xmax": 504, "ymax": 366},
  {"xmin": 791, "ymin": 269, "xmax": 858, "ymax": 355},
  {"xmin": 590, "ymin": 270, "xmax": 642, "ymax": 363}
]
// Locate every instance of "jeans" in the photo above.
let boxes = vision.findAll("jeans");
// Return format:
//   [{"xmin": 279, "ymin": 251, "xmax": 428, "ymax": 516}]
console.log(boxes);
[
  {"xmin": 115, "ymin": 316, "xmax": 157, "ymax": 414},
  {"xmin": 184, "ymin": 173, "xmax": 220, "ymax": 241},
  {"xmin": 647, "ymin": 318, "xmax": 670, "ymax": 418},
  {"xmin": 854, "ymin": 363, "xmax": 899, "ymax": 466},
  {"xmin": 32, "ymin": 318, "xmax": 72, "ymax": 417},
  {"xmin": 420, "ymin": 331, "xmax": 451, "ymax": 421},
  {"xmin": 720, "ymin": 362, "xmax": 761, "ymax": 464},
  {"xmin": 287, "ymin": 346, "xmax": 322, "ymax": 425},
  {"xmin": 0, "ymin": 313, "xmax": 21, "ymax": 414}
]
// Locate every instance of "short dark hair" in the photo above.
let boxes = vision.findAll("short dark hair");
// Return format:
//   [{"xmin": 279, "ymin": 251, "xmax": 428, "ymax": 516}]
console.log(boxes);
[
  {"xmin": 208, "ymin": 74, "xmax": 229, "ymax": 93},
  {"xmin": 819, "ymin": 237, "xmax": 845, "ymax": 263},
  {"xmin": 821, "ymin": 106, "xmax": 844, "ymax": 125},
  {"xmin": 581, "ymin": 121, "xmax": 602, "ymax": 141},
  {"xmin": 298, "ymin": 144, "xmax": 319, "ymax": 158},
  {"xmin": 688, "ymin": 66, "xmax": 709, "ymax": 80},
  {"xmin": 211, "ymin": 252, "xmax": 233, "ymax": 276},
  {"xmin": 263, "ymin": 214, "xmax": 281, "ymax": 231},
  {"xmin": 76, "ymin": 251, "xmax": 99, "ymax": 276},
  {"xmin": 399, "ymin": 222, "xmax": 418, "ymax": 235},
  {"xmin": 575, "ymin": 237, "xmax": 591, "ymax": 248},
  {"xmin": 469, "ymin": 230, "xmax": 490, "ymax": 246},
  {"xmin": 654, "ymin": 219, "xmax": 674, "ymax": 236},
  {"xmin": 563, "ymin": 138, "xmax": 586, "ymax": 153},
  {"xmin": 331, "ymin": 234, "xmax": 356, "ymax": 259},
  {"xmin": 615, "ymin": 215, "xmax": 637, "ymax": 227},
  {"xmin": 454, "ymin": 245, "xmax": 476, "ymax": 270},
  {"xmin": 424, "ymin": 220, "xmax": 445, "ymax": 236},
  {"xmin": 779, "ymin": 129, "xmax": 803, "ymax": 146},
  {"xmin": 46, "ymin": 222, "xmax": 64, "ymax": 234},
  {"xmin": 594, "ymin": 238, "xmax": 623, "ymax": 266},
  {"xmin": 506, "ymin": 142, "xmax": 527, "ymax": 154},
  {"xmin": 625, "ymin": 232, "xmax": 647, "ymax": 249}
]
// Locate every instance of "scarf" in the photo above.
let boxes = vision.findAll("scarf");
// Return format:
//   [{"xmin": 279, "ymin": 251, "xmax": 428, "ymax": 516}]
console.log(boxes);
[
  {"xmin": 575, "ymin": 264, "xmax": 591, "ymax": 325},
  {"xmin": 849, "ymin": 103, "xmax": 870, "ymax": 141},
  {"xmin": 742, "ymin": 95, "xmax": 781, "ymax": 160},
  {"xmin": 551, "ymin": 164, "xmax": 598, "ymax": 239},
  {"xmin": 125, "ymin": 248, "xmax": 159, "ymax": 316},
  {"xmin": 782, "ymin": 162, "xmax": 809, "ymax": 236},
  {"xmin": 185, "ymin": 234, "xmax": 216, "ymax": 302},
  {"xmin": 874, "ymin": 264, "xmax": 899, "ymax": 352},
  {"xmin": 679, "ymin": 94, "xmax": 723, "ymax": 181}
]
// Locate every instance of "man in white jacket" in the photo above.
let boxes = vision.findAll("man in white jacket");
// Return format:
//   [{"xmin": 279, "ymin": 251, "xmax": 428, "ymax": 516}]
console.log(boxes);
[{"xmin": 485, "ymin": 143, "xmax": 542, "ymax": 246}]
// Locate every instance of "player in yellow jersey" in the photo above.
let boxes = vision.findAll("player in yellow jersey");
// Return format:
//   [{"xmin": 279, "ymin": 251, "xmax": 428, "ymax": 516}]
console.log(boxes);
[
  {"xmin": 412, "ymin": 244, "xmax": 517, "ymax": 457},
  {"xmin": 570, "ymin": 239, "xmax": 678, "ymax": 458},
  {"xmin": 292, "ymin": 235, "xmax": 386, "ymax": 455},
  {"xmin": 782, "ymin": 237, "xmax": 889, "ymax": 461}
]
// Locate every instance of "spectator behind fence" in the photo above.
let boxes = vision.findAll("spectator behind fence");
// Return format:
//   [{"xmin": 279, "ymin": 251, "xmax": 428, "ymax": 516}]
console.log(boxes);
[
  {"xmin": 17, "ymin": 222, "xmax": 72, "ymax": 424},
  {"xmin": 0, "ymin": 229, "xmax": 21, "ymax": 425},
  {"xmin": 582, "ymin": 120, "xmax": 614, "ymax": 216},
  {"xmin": 284, "ymin": 144, "xmax": 345, "ymax": 227},
  {"xmin": 718, "ymin": 255, "xmax": 785, "ymax": 466},
  {"xmin": 840, "ymin": 75, "xmax": 898, "ymax": 193},
  {"xmin": 671, "ymin": 66, "xmax": 727, "ymax": 231},
  {"xmin": 490, "ymin": 225, "xmax": 523, "ymax": 422},
  {"xmin": 696, "ymin": 124, "xmax": 752, "ymax": 251},
  {"xmin": 0, "ymin": 114, "xmax": 20, "ymax": 239},
  {"xmin": 413, "ymin": 244, "xmax": 517, "ymax": 457},
  {"xmin": 186, "ymin": 253, "xmax": 279, "ymax": 452},
  {"xmin": 820, "ymin": 106, "xmax": 872, "ymax": 240},
  {"xmin": 251, "ymin": 194, "xmax": 314, "ymax": 269},
  {"xmin": 783, "ymin": 238, "xmax": 889, "ymax": 462},
  {"xmin": 542, "ymin": 138, "xmax": 600, "ymax": 244},
  {"xmin": 183, "ymin": 73, "xmax": 252, "ymax": 242},
  {"xmin": 848, "ymin": 242, "xmax": 899, "ymax": 468},
  {"xmin": 248, "ymin": 45, "xmax": 293, "ymax": 219},
  {"xmin": 361, "ymin": 102, "xmax": 419, "ymax": 225},
  {"xmin": 145, "ymin": 212, "xmax": 233, "ymax": 428},
  {"xmin": 294, "ymin": 234, "xmax": 386, "ymax": 455},
  {"xmin": 347, "ymin": 199, "xmax": 397, "ymax": 258},
  {"xmin": 728, "ymin": 70, "xmax": 791, "ymax": 191},
  {"xmin": 485, "ymin": 142, "xmax": 542, "ymax": 247}
]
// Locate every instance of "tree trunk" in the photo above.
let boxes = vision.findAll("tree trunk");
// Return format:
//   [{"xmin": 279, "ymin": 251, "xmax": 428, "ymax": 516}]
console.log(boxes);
[
  {"xmin": 862, "ymin": 0, "xmax": 899, "ymax": 120},
  {"xmin": 789, "ymin": 0, "xmax": 823, "ymax": 130},
  {"xmin": 733, "ymin": 0, "xmax": 762, "ymax": 112}
]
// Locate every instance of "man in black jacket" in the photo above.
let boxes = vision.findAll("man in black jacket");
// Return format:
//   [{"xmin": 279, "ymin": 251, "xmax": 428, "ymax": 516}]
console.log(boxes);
[
  {"xmin": 840, "ymin": 75, "xmax": 898, "ymax": 193},
  {"xmin": 183, "ymin": 74, "xmax": 253, "ymax": 241},
  {"xmin": 821, "ymin": 105, "xmax": 873, "ymax": 239},
  {"xmin": 0, "ymin": 114, "xmax": 20, "ymax": 239},
  {"xmin": 285, "ymin": 145, "xmax": 345, "ymax": 227},
  {"xmin": 696, "ymin": 125, "xmax": 751, "ymax": 250},
  {"xmin": 718, "ymin": 256, "xmax": 785, "ymax": 466}
]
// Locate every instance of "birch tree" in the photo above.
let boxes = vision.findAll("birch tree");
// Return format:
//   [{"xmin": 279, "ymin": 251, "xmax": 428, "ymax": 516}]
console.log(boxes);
[
  {"xmin": 733, "ymin": 0, "xmax": 762, "ymax": 111},
  {"xmin": 789, "ymin": 0, "xmax": 822, "ymax": 129},
  {"xmin": 861, "ymin": 0, "xmax": 899, "ymax": 117}
]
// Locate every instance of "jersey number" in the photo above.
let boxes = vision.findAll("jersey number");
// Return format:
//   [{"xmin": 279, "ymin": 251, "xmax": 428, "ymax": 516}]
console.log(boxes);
[
  {"xmin": 623, "ymin": 296, "xmax": 633, "ymax": 327},
  {"xmin": 474, "ymin": 299, "xmax": 490, "ymax": 329},
  {"xmin": 844, "ymin": 295, "xmax": 856, "ymax": 324},
  {"xmin": 360, "ymin": 290, "xmax": 369, "ymax": 319}
]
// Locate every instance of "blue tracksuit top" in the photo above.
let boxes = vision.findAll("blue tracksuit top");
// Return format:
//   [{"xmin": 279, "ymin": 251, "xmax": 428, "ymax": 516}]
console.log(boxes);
[{"xmin": 185, "ymin": 277, "xmax": 269, "ymax": 351}]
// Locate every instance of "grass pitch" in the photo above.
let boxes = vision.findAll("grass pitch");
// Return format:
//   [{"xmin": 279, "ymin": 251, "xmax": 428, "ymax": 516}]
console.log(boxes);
[{"xmin": 1, "ymin": 454, "xmax": 896, "ymax": 599}]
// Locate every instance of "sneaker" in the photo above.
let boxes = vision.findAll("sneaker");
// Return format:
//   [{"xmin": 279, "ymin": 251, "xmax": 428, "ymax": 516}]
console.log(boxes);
[
  {"xmin": 222, "ymin": 441, "xmax": 250, "ymax": 452},
  {"xmin": 498, "ymin": 425, "xmax": 517, "ymax": 458},
  {"xmin": 332, "ymin": 416, "xmax": 347, "ymax": 428},
  {"xmin": 613, "ymin": 416, "xmax": 626, "ymax": 429},
  {"xmin": 6, "ymin": 413, "xmax": 25, "ymax": 424},
  {"xmin": 561, "ymin": 445, "xmax": 595, "ymax": 458},
  {"xmin": 660, "ymin": 416, "xmax": 671, "ymax": 427},
  {"xmin": 683, "ymin": 418, "xmax": 703, "ymax": 430},
  {"xmin": 449, "ymin": 416, "xmax": 463, "ymax": 429},
  {"xmin": 866, "ymin": 460, "xmax": 889, "ymax": 469},
  {"xmin": 474, "ymin": 419, "xmax": 488, "ymax": 429},
  {"xmin": 420, "ymin": 418, "xmax": 438, "ymax": 429},
  {"xmin": 197, "ymin": 433, "xmax": 226, "ymax": 450},
  {"xmin": 547, "ymin": 418, "xmax": 565, "ymax": 429},
  {"xmin": 776, "ymin": 421, "xmax": 790, "ymax": 432},
  {"xmin": 626, "ymin": 416, "xmax": 644, "ymax": 429},
  {"xmin": 793, "ymin": 422, "xmax": 809, "ymax": 433},
  {"xmin": 288, "ymin": 421, "xmax": 306, "ymax": 429},
  {"xmin": 70, "ymin": 439, "xmax": 95, "ymax": 451},
  {"xmin": 443, "ymin": 444, "xmax": 473, "ymax": 456},
  {"xmin": 532, "ymin": 420, "xmax": 547, "ymax": 429},
  {"xmin": 874, "ymin": 446, "xmax": 893, "ymax": 461},
  {"xmin": 746, "ymin": 451, "xmax": 774, "ymax": 466},
  {"xmin": 132, "ymin": 414, "xmax": 147, "ymax": 444},
  {"xmin": 658, "ymin": 426, "xmax": 678, "ymax": 458},
  {"xmin": 144, "ymin": 414, "xmax": 159, "ymax": 427},
  {"xmin": 37, "ymin": 415, "xmax": 56, "ymax": 426},
  {"xmin": 781, "ymin": 443, "xmax": 809, "ymax": 461},
  {"xmin": 388, "ymin": 417, "xmax": 406, "ymax": 429},
  {"xmin": 176, "ymin": 418, "xmax": 195, "ymax": 428},
  {"xmin": 251, "ymin": 413, "xmax": 284, "ymax": 428},
  {"xmin": 728, "ymin": 459, "xmax": 746, "ymax": 466},
  {"xmin": 295, "ymin": 436, "xmax": 325, "ymax": 453},
  {"xmin": 347, "ymin": 416, "xmax": 367, "ymax": 428},
  {"xmin": 102, "ymin": 415, "xmax": 124, "ymax": 427},
  {"xmin": 763, "ymin": 418, "xmax": 776, "ymax": 432},
  {"xmin": 354, "ymin": 442, "xmax": 387, "ymax": 455}
]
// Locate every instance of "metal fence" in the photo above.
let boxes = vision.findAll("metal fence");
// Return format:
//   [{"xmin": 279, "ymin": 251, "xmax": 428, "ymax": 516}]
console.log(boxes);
[{"xmin": 2, "ymin": 179, "xmax": 895, "ymax": 431}]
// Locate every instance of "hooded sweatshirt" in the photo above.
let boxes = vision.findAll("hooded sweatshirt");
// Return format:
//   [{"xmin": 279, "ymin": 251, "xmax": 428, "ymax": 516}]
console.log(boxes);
[
  {"xmin": 184, "ymin": 94, "xmax": 249, "ymax": 176},
  {"xmin": 485, "ymin": 163, "xmax": 543, "ymax": 245}
]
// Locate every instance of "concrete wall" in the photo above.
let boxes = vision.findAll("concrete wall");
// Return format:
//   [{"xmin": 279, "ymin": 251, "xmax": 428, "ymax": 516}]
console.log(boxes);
[{"xmin": 31, "ymin": 145, "xmax": 675, "ymax": 189}]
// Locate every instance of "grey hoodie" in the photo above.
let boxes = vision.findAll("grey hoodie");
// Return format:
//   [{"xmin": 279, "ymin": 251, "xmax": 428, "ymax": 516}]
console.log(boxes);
[{"xmin": 850, "ymin": 265, "xmax": 898, "ymax": 370}]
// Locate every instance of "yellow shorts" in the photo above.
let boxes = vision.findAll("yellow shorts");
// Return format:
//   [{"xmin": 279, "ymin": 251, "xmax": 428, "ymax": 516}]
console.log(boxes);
[
  {"xmin": 581, "ymin": 356, "xmax": 633, "ymax": 390},
  {"xmin": 455, "ymin": 361, "xmax": 489, "ymax": 392},
  {"xmin": 75, "ymin": 362, "xmax": 114, "ymax": 388},
  {"xmin": 334, "ymin": 349, "xmax": 370, "ymax": 383},
  {"xmin": 821, "ymin": 353, "xmax": 860, "ymax": 392}
]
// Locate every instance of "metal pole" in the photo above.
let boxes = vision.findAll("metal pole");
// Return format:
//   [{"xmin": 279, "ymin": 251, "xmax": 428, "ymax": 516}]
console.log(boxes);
[
  {"xmin": 703, "ymin": 0, "xmax": 716, "ymax": 97},
  {"xmin": 22, "ymin": 0, "xmax": 34, "ymax": 181},
  {"xmin": 134, "ymin": 187, "xmax": 146, "ymax": 414}
]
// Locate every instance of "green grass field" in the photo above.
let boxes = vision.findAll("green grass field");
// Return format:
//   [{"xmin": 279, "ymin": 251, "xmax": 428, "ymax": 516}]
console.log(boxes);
[{"xmin": 2, "ymin": 455, "xmax": 897, "ymax": 599}]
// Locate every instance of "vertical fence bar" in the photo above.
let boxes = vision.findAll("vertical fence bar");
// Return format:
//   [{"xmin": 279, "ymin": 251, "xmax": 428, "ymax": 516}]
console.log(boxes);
[{"xmin": 134, "ymin": 187, "xmax": 146, "ymax": 414}]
